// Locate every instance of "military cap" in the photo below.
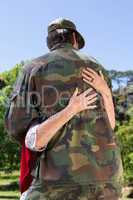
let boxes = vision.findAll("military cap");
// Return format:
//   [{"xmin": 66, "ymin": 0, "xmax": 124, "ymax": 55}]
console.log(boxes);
[{"xmin": 48, "ymin": 18, "xmax": 85, "ymax": 49}]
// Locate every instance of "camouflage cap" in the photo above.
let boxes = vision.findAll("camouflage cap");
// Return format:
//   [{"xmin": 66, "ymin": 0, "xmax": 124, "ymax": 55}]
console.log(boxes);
[{"xmin": 48, "ymin": 18, "xmax": 85, "ymax": 49}]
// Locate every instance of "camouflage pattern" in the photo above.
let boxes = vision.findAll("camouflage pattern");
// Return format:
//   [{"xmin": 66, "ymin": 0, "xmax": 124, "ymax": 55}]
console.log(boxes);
[
  {"xmin": 21, "ymin": 179, "xmax": 120, "ymax": 200},
  {"xmin": 5, "ymin": 43, "xmax": 123, "ymax": 199}
]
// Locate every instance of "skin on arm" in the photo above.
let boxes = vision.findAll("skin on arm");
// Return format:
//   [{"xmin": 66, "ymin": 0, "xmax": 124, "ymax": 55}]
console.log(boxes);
[
  {"xmin": 82, "ymin": 67, "xmax": 115, "ymax": 130},
  {"xmin": 35, "ymin": 88, "xmax": 98, "ymax": 149}
]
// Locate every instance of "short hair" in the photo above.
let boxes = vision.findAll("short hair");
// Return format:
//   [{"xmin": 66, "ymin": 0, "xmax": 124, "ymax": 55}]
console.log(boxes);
[{"xmin": 46, "ymin": 29, "xmax": 77, "ymax": 50}]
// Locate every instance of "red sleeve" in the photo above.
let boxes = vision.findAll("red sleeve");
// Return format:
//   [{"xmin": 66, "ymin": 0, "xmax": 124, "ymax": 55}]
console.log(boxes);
[{"xmin": 19, "ymin": 140, "xmax": 38, "ymax": 193}]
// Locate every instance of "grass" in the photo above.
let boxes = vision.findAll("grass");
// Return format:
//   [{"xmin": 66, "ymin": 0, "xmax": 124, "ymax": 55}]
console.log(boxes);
[
  {"xmin": 0, "ymin": 191, "xmax": 20, "ymax": 200},
  {"xmin": 0, "ymin": 171, "xmax": 20, "ymax": 200}
]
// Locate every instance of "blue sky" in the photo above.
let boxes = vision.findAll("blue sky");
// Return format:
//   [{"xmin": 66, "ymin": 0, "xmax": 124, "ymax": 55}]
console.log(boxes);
[{"xmin": 0, "ymin": 0, "xmax": 133, "ymax": 72}]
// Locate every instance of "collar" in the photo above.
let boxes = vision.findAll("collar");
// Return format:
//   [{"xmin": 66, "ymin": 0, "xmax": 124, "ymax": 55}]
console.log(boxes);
[{"xmin": 50, "ymin": 43, "xmax": 77, "ymax": 51}]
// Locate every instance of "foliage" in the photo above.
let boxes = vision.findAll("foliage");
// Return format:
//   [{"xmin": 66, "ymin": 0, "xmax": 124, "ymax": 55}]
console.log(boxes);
[
  {"xmin": 0, "ymin": 171, "xmax": 20, "ymax": 199},
  {"xmin": 116, "ymin": 107, "xmax": 133, "ymax": 184},
  {"xmin": 0, "ymin": 63, "xmax": 23, "ymax": 171},
  {"xmin": 108, "ymin": 69, "xmax": 133, "ymax": 80}
]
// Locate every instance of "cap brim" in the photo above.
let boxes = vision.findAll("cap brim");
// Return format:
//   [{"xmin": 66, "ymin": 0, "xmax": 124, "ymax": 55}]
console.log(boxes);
[{"xmin": 74, "ymin": 30, "xmax": 85, "ymax": 49}]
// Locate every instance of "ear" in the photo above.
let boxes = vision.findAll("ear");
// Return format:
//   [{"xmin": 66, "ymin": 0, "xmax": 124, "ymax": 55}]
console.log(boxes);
[
  {"xmin": 73, "ymin": 32, "xmax": 76, "ymax": 42},
  {"xmin": 72, "ymin": 32, "xmax": 78, "ymax": 49}
]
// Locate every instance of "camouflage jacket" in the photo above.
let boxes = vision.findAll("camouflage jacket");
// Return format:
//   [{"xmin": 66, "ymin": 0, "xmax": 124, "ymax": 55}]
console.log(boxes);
[{"xmin": 5, "ymin": 43, "xmax": 123, "ymax": 195}]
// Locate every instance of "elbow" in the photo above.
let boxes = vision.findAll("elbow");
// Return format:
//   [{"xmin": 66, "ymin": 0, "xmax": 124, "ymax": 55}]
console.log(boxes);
[
  {"xmin": 35, "ymin": 127, "xmax": 48, "ymax": 151},
  {"xmin": 111, "ymin": 123, "xmax": 115, "ymax": 131},
  {"xmin": 25, "ymin": 125, "xmax": 47, "ymax": 152},
  {"xmin": 35, "ymin": 129, "xmax": 44, "ymax": 149},
  {"xmin": 111, "ymin": 118, "xmax": 116, "ymax": 130}
]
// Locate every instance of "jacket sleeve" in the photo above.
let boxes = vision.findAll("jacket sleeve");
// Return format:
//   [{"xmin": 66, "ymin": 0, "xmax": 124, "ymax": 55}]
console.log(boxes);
[{"xmin": 4, "ymin": 65, "xmax": 44, "ymax": 144}]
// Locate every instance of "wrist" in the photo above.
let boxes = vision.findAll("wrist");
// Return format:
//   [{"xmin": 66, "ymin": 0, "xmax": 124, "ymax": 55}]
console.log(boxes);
[
  {"xmin": 66, "ymin": 104, "xmax": 77, "ymax": 116},
  {"xmin": 101, "ymin": 87, "xmax": 112, "ymax": 99}
]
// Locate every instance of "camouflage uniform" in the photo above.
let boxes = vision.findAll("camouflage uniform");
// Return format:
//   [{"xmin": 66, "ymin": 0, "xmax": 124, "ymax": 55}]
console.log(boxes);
[{"xmin": 5, "ymin": 19, "xmax": 123, "ymax": 200}]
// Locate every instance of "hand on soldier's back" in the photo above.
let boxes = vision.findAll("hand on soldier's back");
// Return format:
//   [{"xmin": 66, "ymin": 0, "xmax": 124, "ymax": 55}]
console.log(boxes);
[{"xmin": 68, "ymin": 87, "xmax": 97, "ymax": 114}]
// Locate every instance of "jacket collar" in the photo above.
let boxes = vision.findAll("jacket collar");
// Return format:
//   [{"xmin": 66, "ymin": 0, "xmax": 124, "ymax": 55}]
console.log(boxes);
[{"xmin": 50, "ymin": 43, "xmax": 77, "ymax": 51}]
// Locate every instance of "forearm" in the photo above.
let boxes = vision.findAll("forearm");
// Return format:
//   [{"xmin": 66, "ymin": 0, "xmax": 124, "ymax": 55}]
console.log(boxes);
[
  {"xmin": 35, "ymin": 105, "xmax": 75, "ymax": 149},
  {"xmin": 101, "ymin": 88, "xmax": 116, "ymax": 130}
]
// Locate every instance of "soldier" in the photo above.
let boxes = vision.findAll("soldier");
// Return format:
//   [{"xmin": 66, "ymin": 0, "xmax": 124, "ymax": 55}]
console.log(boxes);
[{"xmin": 5, "ymin": 18, "xmax": 123, "ymax": 200}]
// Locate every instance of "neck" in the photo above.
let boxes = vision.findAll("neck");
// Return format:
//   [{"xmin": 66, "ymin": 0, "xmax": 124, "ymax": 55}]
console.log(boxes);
[{"xmin": 50, "ymin": 42, "xmax": 77, "ymax": 51}]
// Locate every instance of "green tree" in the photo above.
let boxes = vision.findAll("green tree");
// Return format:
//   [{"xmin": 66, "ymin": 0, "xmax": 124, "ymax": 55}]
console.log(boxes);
[
  {"xmin": 0, "ymin": 63, "xmax": 23, "ymax": 171},
  {"xmin": 117, "ymin": 114, "xmax": 133, "ymax": 184}
]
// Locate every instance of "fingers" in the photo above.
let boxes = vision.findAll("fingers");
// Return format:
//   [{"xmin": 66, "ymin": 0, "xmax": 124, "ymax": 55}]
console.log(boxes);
[
  {"xmin": 82, "ymin": 67, "xmax": 98, "ymax": 76},
  {"xmin": 83, "ymin": 78, "xmax": 94, "ymax": 87},
  {"xmin": 82, "ymin": 87, "xmax": 94, "ymax": 97},
  {"xmin": 82, "ymin": 72, "xmax": 93, "ymax": 82},
  {"xmin": 99, "ymin": 70, "xmax": 104, "ymax": 80},
  {"xmin": 86, "ymin": 92, "xmax": 97, "ymax": 100},
  {"xmin": 82, "ymin": 68, "xmax": 104, "ymax": 83},
  {"xmin": 87, "ymin": 105, "xmax": 97, "ymax": 109},
  {"xmin": 72, "ymin": 87, "xmax": 79, "ymax": 97},
  {"xmin": 82, "ymin": 68, "xmax": 100, "ymax": 87},
  {"xmin": 87, "ymin": 96, "xmax": 97, "ymax": 105},
  {"xmin": 82, "ymin": 68, "xmax": 95, "ymax": 79},
  {"xmin": 86, "ymin": 67, "xmax": 98, "ymax": 76}
]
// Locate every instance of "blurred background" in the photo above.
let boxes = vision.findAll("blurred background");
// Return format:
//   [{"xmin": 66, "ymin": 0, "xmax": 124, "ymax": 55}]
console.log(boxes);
[{"xmin": 0, "ymin": 0, "xmax": 133, "ymax": 199}]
